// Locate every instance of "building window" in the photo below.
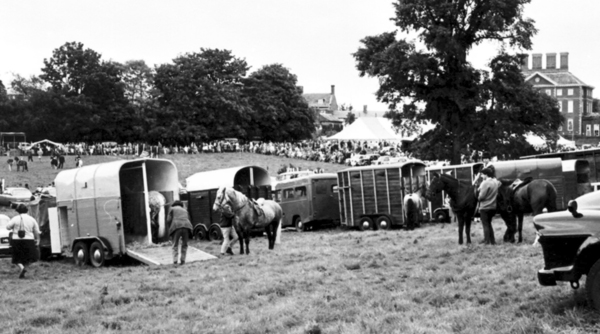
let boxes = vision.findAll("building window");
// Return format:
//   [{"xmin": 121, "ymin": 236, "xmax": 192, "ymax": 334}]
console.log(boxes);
[
  {"xmin": 587, "ymin": 124, "xmax": 592, "ymax": 136},
  {"xmin": 568, "ymin": 100, "xmax": 574, "ymax": 113},
  {"xmin": 567, "ymin": 119, "xmax": 573, "ymax": 131},
  {"xmin": 557, "ymin": 89, "xmax": 562, "ymax": 96},
  {"xmin": 558, "ymin": 101, "xmax": 562, "ymax": 112},
  {"xmin": 545, "ymin": 89, "xmax": 551, "ymax": 96},
  {"xmin": 595, "ymin": 124, "xmax": 600, "ymax": 136},
  {"xmin": 568, "ymin": 88, "xmax": 574, "ymax": 96},
  {"xmin": 558, "ymin": 125, "xmax": 563, "ymax": 131}
]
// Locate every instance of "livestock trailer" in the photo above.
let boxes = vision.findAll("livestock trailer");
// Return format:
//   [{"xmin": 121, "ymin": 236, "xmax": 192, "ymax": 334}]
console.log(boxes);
[
  {"xmin": 489, "ymin": 158, "xmax": 591, "ymax": 210},
  {"xmin": 425, "ymin": 162, "xmax": 484, "ymax": 223},
  {"xmin": 337, "ymin": 160, "xmax": 427, "ymax": 230},
  {"xmin": 273, "ymin": 173, "xmax": 339, "ymax": 231},
  {"xmin": 185, "ymin": 165, "xmax": 272, "ymax": 240},
  {"xmin": 44, "ymin": 159, "xmax": 215, "ymax": 267}
]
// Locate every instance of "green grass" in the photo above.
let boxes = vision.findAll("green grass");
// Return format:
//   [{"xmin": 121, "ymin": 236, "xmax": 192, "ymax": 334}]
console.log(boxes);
[{"xmin": 0, "ymin": 153, "xmax": 598, "ymax": 333}]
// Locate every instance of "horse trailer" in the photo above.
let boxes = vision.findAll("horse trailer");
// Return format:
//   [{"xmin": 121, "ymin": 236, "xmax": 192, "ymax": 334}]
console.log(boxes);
[
  {"xmin": 273, "ymin": 173, "xmax": 339, "ymax": 231},
  {"xmin": 337, "ymin": 160, "xmax": 427, "ymax": 230},
  {"xmin": 425, "ymin": 162, "xmax": 484, "ymax": 223},
  {"xmin": 185, "ymin": 166, "xmax": 272, "ymax": 241},
  {"xmin": 42, "ymin": 159, "xmax": 215, "ymax": 267},
  {"xmin": 489, "ymin": 158, "xmax": 591, "ymax": 210}
]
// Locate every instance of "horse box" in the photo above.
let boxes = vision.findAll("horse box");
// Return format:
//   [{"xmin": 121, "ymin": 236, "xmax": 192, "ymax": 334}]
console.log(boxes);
[
  {"xmin": 337, "ymin": 160, "xmax": 427, "ymax": 230},
  {"xmin": 42, "ymin": 158, "xmax": 215, "ymax": 267}
]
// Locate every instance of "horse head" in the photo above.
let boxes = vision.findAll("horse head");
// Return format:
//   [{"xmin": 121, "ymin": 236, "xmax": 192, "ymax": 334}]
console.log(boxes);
[
  {"xmin": 213, "ymin": 186, "xmax": 230, "ymax": 212},
  {"xmin": 426, "ymin": 173, "xmax": 444, "ymax": 199}
]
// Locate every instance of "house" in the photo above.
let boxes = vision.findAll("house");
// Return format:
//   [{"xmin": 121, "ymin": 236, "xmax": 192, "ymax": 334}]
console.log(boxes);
[
  {"xmin": 522, "ymin": 53, "xmax": 596, "ymax": 137},
  {"xmin": 303, "ymin": 85, "xmax": 339, "ymax": 114}
]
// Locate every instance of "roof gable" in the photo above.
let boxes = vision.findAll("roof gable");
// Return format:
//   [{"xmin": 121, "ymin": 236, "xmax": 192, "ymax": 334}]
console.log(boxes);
[{"xmin": 525, "ymin": 73, "xmax": 556, "ymax": 86}]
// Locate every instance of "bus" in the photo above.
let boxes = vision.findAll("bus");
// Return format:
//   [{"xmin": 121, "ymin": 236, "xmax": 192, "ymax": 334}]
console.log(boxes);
[
  {"xmin": 273, "ymin": 173, "xmax": 339, "ymax": 231},
  {"xmin": 522, "ymin": 148, "xmax": 600, "ymax": 188}
]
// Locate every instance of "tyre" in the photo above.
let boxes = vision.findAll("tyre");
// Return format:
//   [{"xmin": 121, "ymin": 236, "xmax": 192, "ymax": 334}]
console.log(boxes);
[
  {"xmin": 73, "ymin": 242, "xmax": 89, "ymax": 267},
  {"xmin": 358, "ymin": 217, "xmax": 374, "ymax": 231},
  {"xmin": 89, "ymin": 241, "xmax": 106, "ymax": 268},
  {"xmin": 586, "ymin": 259, "xmax": 600, "ymax": 311},
  {"xmin": 435, "ymin": 210, "xmax": 449, "ymax": 223},
  {"xmin": 375, "ymin": 216, "xmax": 392, "ymax": 230},
  {"xmin": 194, "ymin": 226, "xmax": 208, "ymax": 240},
  {"xmin": 208, "ymin": 225, "xmax": 223, "ymax": 241},
  {"xmin": 294, "ymin": 217, "xmax": 305, "ymax": 232}
]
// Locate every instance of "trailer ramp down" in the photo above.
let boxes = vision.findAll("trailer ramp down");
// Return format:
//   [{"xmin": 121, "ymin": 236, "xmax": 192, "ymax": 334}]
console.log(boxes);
[{"xmin": 127, "ymin": 246, "xmax": 216, "ymax": 266}]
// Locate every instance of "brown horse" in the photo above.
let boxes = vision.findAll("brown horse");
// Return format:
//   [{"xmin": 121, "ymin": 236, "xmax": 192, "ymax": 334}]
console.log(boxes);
[
  {"xmin": 213, "ymin": 186, "xmax": 282, "ymax": 255},
  {"xmin": 496, "ymin": 178, "xmax": 557, "ymax": 243},
  {"xmin": 426, "ymin": 173, "xmax": 478, "ymax": 245}
]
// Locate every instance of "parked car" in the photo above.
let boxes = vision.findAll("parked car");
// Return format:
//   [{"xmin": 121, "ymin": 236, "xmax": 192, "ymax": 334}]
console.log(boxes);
[
  {"xmin": 374, "ymin": 156, "xmax": 403, "ymax": 165},
  {"xmin": 0, "ymin": 214, "xmax": 11, "ymax": 257},
  {"xmin": 0, "ymin": 187, "xmax": 34, "ymax": 206},
  {"xmin": 534, "ymin": 190, "xmax": 600, "ymax": 310},
  {"xmin": 346, "ymin": 155, "xmax": 369, "ymax": 167}
]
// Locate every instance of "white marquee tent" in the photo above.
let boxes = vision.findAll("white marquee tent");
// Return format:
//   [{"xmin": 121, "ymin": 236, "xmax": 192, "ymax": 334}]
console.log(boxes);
[{"xmin": 325, "ymin": 117, "xmax": 426, "ymax": 141}]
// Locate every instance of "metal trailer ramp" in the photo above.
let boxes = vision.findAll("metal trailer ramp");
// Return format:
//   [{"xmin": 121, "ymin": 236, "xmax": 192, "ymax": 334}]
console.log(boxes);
[{"xmin": 127, "ymin": 246, "xmax": 217, "ymax": 266}]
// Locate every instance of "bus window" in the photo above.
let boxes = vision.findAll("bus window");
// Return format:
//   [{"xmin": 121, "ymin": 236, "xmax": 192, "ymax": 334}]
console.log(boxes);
[
  {"xmin": 274, "ymin": 190, "xmax": 282, "ymax": 202},
  {"xmin": 283, "ymin": 189, "xmax": 295, "ymax": 199},
  {"xmin": 295, "ymin": 186, "xmax": 307, "ymax": 198},
  {"xmin": 315, "ymin": 181, "xmax": 330, "ymax": 195}
]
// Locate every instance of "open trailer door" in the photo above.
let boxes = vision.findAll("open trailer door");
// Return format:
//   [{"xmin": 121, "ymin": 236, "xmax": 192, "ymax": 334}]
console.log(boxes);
[{"xmin": 126, "ymin": 246, "xmax": 216, "ymax": 266}]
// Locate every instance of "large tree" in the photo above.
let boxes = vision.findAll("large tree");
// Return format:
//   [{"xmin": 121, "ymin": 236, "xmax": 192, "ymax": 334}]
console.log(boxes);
[
  {"xmin": 153, "ymin": 48, "xmax": 252, "ymax": 144},
  {"xmin": 243, "ymin": 64, "xmax": 315, "ymax": 141},
  {"xmin": 354, "ymin": 0, "xmax": 561, "ymax": 164}
]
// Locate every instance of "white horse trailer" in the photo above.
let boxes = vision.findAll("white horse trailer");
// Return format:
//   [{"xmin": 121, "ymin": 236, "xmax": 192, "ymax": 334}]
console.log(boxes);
[{"xmin": 44, "ymin": 158, "xmax": 215, "ymax": 267}]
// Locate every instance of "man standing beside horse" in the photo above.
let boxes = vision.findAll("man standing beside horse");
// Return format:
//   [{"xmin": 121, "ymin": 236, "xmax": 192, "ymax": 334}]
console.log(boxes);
[
  {"xmin": 219, "ymin": 203, "xmax": 238, "ymax": 257},
  {"xmin": 477, "ymin": 167, "xmax": 501, "ymax": 245}
]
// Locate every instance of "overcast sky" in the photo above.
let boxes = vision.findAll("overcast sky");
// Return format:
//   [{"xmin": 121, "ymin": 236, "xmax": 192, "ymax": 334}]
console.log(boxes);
[{"xmin": 1, "ymin": 0, "xmax": 598, "ymax": 112}]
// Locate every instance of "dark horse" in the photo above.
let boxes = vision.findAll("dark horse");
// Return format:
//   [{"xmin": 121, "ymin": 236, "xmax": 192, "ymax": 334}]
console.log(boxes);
[
  {"xmin": 427, "ymin": 173, "xmax": 478, "ymax": 245},
  {"xmin": 496, "ymin": 178, "xmax": 557, "ymax": 243},
  {"xmin": 213, "ymin": 186, "xmax": 283, "ymax": 255}
]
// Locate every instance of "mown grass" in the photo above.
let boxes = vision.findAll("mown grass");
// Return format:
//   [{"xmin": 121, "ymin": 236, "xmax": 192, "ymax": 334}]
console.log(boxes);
[{"xmin": 0, "ymin": 153, "xmax": 598, "ymax": 333}]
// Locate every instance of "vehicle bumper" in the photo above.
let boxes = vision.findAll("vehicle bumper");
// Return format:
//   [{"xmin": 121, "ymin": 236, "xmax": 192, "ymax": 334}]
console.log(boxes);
[{"xmin": 538, "ymin": 266, "xmax": 577, "ymax": 286}]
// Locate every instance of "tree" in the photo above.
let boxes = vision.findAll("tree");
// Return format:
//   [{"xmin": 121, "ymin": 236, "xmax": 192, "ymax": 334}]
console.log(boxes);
[
  {"xmin": 354, "ymin": 0, "xmax": 561, "ymax": 164},
  {"xmin": 122, "ymin": 60, "xmax": 154, "ymax": 107},
  {"xmin": 154, "ymin": 48, "xmax": 251, "ymax": 143},
  {"xmin": 10, "ymin": 74, "xmax": 47, "ymax": 97},
  {"xmin": 243, "ymin": 64, "xmax": 315, "ymax": 141},
  {"xmin": 345, "ymin": 111, "xmax": 356, "ymax": 125},
  {"xmin": 0, "ymin": 80, "xmax": 8, "ymax": 103}
]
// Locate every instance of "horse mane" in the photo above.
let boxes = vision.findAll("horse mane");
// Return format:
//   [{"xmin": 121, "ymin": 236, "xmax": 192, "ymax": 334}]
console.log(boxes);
[{"xmin": 438, "ymin": 174, "xmax": 476, "ymax": 212}]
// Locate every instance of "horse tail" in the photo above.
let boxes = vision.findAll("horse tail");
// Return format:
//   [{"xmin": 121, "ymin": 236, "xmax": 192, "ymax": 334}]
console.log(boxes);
[
  {"xmin": 546, "ymin": 181, "xmax": 558, "ymax": 212},
  {"xmin": 275, "ymin": 216, "xmax": 282, "ymax": 245}
]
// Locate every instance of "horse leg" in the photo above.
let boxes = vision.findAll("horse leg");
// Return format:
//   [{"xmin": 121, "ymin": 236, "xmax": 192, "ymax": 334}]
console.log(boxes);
[
  {"xmin": 457, "ymin": 217, "xmax": 464, "ymax": 245},
  {"xmin": 244, "ymin": 234, "xmax": 250, "ymax": 255},
  {"xmin": 518, "ymin": 213, "xmax": 524, "ymax": 243},
  {"xmin": 265, "ymin": 224, "xmax": 274, "ymax": 250},
  {"xmin": 464, "ymin": 214, "xmax": 472, "ymax": 245}
]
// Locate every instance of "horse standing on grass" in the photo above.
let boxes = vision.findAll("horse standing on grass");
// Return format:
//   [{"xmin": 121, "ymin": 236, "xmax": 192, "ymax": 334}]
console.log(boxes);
[
  {"xmin": 403, "ymin": 183, "xmax": 427, "ymax": 230},
  {"xmin": 213, "ymin": 186, "xmax": 282, "ymax": 255},
  {"xmin": 495, "ymin": 178, "xmax": 558, "ymax": 243},
  {"xmin": 427, "ymin": 173, "xmax": 478, "ymax": 245},
  {"xmin": 148, "ymin": 191, "xmax": 167, "ymax": 242}
]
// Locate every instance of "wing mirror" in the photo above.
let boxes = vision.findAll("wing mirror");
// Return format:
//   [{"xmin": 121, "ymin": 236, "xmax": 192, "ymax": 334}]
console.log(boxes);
[{"xmin": 567, "ymin": 200, "xmax": 583, "ymax": 218}]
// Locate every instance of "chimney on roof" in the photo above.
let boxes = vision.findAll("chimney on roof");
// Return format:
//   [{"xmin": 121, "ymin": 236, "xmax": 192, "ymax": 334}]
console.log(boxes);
[
  {"xmin": 546, "ymin": 53, "xmax": 556, "ymax": 69},
  {"xmin": 519, "ymin": 54, "xmax": 529, "ymax": 71},
  {"xmin": 532, "ymin": 53, "xmax": 542, "ymax": 70},
  {"xmin": 560, "ymin": 52, "xmax": 569, "ymax": 70},
  {"xmin": 331, "ymin": 85, "xmax": 335, "ymax": 95},
  {"xmin": 363, "ymin": 105, "xmax": 367, "ymax": 113}
]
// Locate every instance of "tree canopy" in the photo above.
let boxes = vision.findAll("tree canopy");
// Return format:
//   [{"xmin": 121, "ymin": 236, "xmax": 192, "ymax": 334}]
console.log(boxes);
[{"xmin": 354, "ymin": 0, "xmax": 561, "ymax": 163}]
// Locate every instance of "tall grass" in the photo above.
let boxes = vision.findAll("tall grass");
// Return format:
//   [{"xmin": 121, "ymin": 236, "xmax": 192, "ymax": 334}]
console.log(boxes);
[{"xmin": 0, "ymin": 153, "xmax": 597, "ymax": 333}]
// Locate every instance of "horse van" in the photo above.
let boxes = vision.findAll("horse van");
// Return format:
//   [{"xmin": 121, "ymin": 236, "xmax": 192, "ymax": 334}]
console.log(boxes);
[{"xmin": 273, "ymin": 173, "xmax": 339, "ymax": 231}]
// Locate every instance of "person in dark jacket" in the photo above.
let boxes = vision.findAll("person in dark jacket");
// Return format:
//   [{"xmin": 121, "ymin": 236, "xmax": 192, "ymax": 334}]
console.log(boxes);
[
  {"xmin": 477, "ymin": 167, "xmax": 501, "ymax": 245},
  {"xmin": 167, "ymin": 201, "xmax": 193, "ymax": 265},
  {"xmin": 219, "ymin": 203, "xmax": 238, "ymax": 256}
]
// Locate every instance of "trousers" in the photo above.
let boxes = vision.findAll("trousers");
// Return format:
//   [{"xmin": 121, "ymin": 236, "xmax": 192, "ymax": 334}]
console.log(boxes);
[
  {"xmin": 171, "ymin": 228, "xmax": 189, "ymax": 264},
  {"xmin": 220, "ymin": 226, "xmax": 239, "ymax": 254}
]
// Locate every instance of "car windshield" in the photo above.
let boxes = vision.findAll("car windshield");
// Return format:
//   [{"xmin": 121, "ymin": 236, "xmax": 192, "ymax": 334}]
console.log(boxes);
[{"xmin": 9, "ymin": 189, "xmax": 31, "ymax": 197}]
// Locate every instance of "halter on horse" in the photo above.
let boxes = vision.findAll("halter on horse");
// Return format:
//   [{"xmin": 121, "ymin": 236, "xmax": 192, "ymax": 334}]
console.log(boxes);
[{"xmin": 213, "ymin": 186, "xmax": 283, "ymax": 255}]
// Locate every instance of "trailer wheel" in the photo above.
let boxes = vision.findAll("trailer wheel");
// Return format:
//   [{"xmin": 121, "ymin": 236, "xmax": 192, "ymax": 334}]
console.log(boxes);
[
  {"xmin": 89, "ymin": 241, "xmax": 106, "ymax": 268},
  {"xmin": 294, "ymin": 217, "xmax": 305, "ymax": 232},
  {"xmin": 73, "ymin": 242, "xmax": 89, "ymax": 267},
  {"xmin": 375, "ymin": 216, "xmax": 391, "ymax": 230},
  {"xmin": 208, "ymin": 225, "xmax": 223, "ymax": 241},
  {"xmin": 358, "ymin": 217, "xmax": 373, "ymax": 231},
  {"xmin": 194, "ymin": 226, "xmax": 208, "ymax": 240},
  {"xmin": 435, "ymin": 210, "xmax": 449, "ymax": 223}
]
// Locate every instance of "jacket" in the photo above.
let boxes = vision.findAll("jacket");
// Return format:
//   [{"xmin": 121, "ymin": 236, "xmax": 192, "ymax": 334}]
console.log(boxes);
[
  {"xmin": 167, "ymin": 206, "xmax": 193, "ymax": 236},
  {"xmin": 478, "ymin": 178, "xmax": 501, "ymax": 211}
]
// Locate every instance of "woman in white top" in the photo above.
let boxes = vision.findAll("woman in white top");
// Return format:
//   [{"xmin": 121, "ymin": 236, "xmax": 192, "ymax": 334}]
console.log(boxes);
[{"xmin": 6, "ymin": 204, "xmax": 40, "ymax": 279}]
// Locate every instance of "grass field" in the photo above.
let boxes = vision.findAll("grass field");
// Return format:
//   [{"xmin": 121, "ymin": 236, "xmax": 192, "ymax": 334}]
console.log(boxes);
[{"xmin": 0, "ymin": 153, "xmax": 598, "ymax": 334}]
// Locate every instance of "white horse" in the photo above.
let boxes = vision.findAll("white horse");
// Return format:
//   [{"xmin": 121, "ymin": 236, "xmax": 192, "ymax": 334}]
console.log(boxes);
[
  {"xmin": 148, "ymin": 191, "xmax": 166, "ymax": 241},
  {"xmin": 403, "ymin": 183, "xmax": 426, "ymax": 230},
  {"xmin": 213, "ymin": 186, "xmax": 282, "ymax": 255}
]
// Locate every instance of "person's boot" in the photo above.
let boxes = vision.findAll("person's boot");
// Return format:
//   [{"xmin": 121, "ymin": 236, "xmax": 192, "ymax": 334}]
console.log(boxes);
[{"xmin": 226, "ymin": 247, "xmax": 234, "ymax": 255}]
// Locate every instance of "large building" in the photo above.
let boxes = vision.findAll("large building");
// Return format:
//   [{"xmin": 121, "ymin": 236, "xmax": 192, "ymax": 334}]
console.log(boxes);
[{"xmin": 522, "ymin": 52, "xmax": 597, "ymax": 137}]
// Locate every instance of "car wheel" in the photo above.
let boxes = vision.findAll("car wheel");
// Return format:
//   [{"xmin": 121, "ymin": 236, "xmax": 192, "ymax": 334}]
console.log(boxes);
[
  {"xmin": 375, "ymin": 216, "xmax": 392, "ymax": 230},
  {"xmin": 73, "ymin": 242, "xmax": 89, "ymax": 267},
  {"xmin": 294, "ymin": 217, "xmax": 305, "ymax": 232},
  {"xmin": 89, "ymin": 241, "xmax": 105, "ymax": 268},
  {"xmin": 586, "ymin": 259, "xmax": 600, "ymax": 311},
  {"xmin": 358, "ymin": 217, "xmax": 373, "ymax": 231},
  {"xmin": 208, "ymin": 224, "xmax": 223, "ymax": 241}
]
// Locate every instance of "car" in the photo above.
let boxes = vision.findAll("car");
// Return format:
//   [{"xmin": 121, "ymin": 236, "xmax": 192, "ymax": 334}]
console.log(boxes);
[
  {"xmin": 0, "ymin": 214, "xmax": 12, "ymax": 257},
  {"xmin": 374, "ymin": 156, "xmax": 403, "ymax": 165},
  {"xmin": 534, "ymin": 190, "xmax": 600, "ymax": 311},
  {"xmin": 0, "ymin": 187, "xmax": 34, "ymax": 206}
]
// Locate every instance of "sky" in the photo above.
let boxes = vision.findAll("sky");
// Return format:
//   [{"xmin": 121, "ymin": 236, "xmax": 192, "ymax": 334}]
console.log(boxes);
[{"xmin": 1, "ymin": 0, "xmax": 599, "ymax": 113}]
